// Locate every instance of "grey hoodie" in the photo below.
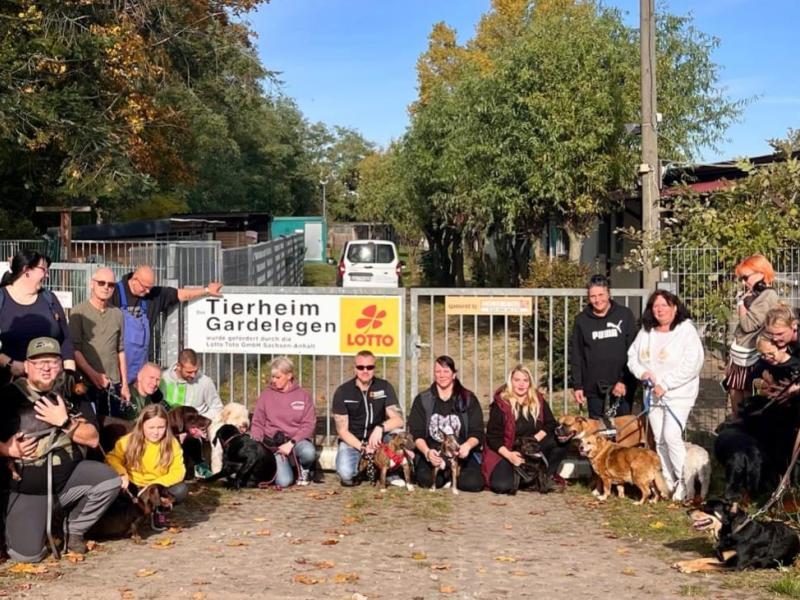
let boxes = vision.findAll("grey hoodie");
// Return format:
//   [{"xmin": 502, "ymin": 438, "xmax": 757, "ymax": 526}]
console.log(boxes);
[{"xmin": 160, "ymin": 365, "xmax": 224, "ymax": 418}]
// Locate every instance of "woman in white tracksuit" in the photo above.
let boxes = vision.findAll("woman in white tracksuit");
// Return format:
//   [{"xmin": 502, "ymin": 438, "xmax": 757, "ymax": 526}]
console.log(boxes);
[{"xmin": 627, "ymin": 290, "xmax": 704, "ymax": 502}]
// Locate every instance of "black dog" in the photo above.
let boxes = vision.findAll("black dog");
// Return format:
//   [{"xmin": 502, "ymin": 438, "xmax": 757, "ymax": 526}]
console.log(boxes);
[
  {"xmin": 673, "ymin": 498, "xmax": 800, "ymax": 572},
  {"xmin": 714, "ymin": 395, "xmax": 798, "ymax": 502},
  {"xmin": 203, "ymin": 424, "xmax": 277, "ymax": 489},
  {"xmin": 512, "ymin": 437, "xmax": 552, "ymax": 493}
]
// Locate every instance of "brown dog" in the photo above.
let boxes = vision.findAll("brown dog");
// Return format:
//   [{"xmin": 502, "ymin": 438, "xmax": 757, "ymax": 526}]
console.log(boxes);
[
  {"xmin": 556, "ymin": 414, "xmax": 651, "ymax": 448},
  {"xmin": 87, "ymin": 484, "xmax": 175, "ymax": 543},
  {"xmin": 431, "ymin": 430, "xmax": 461, "ymax": 495},
  {"xmin": 579, "ymin": 434, "xmax": 670, "ymax": 504},
  {"xmin": 167, "ymin": 406, "xmax": 211, "ymax": 441},
  {"xmin": 358, "ymin": 432, "xmax": 416, "ymax": 491}
]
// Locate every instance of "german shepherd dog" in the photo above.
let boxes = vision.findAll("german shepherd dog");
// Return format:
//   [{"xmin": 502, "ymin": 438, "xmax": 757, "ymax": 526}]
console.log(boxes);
[{"xmin": 673, "ymin": 499, "xmax": 800, "ymax": 572}]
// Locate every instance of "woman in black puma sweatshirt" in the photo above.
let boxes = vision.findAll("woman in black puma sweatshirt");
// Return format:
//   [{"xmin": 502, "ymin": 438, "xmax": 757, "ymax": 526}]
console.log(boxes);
[{"xmin": 569, "ymin": 275, "xmax": 637, "ymax": 419}]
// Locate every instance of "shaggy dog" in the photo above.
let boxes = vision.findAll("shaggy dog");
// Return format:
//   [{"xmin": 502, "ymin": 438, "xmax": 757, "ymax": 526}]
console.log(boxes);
[
  {"xmin": 683, "ymin": 441, "xmax": 711, "ymax": 503},
  {"xmin": 513, "ymin": 436, "xmax": 552, "ymax": 493},
  {"xmin": 673, "ymin": 499, "xmax": 800, "ymax": 572},
  {"xmin": 208, "ymin": 402, "xmax": 250, "ymax": 474}
]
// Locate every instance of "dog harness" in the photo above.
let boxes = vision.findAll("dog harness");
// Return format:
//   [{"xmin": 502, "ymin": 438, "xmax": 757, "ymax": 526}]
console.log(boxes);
[{"xmin": 379, "ymin": 443, "xmax": 406, "ymax": 468}]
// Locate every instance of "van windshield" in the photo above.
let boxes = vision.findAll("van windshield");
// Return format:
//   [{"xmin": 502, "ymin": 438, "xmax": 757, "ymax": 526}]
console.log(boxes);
[{"xmin": 346, "ymin": 243, "xmax": 395, "ymax": 264}]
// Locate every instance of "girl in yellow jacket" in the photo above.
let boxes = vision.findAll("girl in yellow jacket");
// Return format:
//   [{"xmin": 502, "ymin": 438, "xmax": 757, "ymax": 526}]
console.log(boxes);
[{"xmin": 106, "ymin": 404, "xmax": 187, "ymax": 530}]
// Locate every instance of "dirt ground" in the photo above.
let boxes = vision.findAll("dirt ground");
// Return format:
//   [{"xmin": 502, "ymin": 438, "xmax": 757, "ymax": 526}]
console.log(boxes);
[{"xmin": 0, "ymin": 475, "xmax": 770, "ymax": 600}]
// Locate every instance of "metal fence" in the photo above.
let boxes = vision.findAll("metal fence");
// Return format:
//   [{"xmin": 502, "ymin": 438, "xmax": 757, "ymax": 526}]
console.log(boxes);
[
  {"xmin": 666, "ymin": 247, "xmax": 800, "ymax": 429},
  {"xmin": 410, "ymin": 288, "xmax": 649, "ymax": 418},
  {"xmin": 0, "ymin": 239, "xmax": 60, "ymax": 262},
  {"xmin": 222, "ymin": 234, "xmax": 304, "ymax": 286}
]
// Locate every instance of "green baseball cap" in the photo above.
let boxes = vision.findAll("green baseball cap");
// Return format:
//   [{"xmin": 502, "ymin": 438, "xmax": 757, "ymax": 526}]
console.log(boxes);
[{"xmin": 26, "ymin": 337, "xmax": 62, "ymax": 360}]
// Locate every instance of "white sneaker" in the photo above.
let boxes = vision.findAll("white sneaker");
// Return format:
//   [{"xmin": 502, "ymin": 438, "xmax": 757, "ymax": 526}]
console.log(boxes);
[
  {"xmin": 297, "ymin": 469, "xmax": 311, "ymax": 486},
  {"xmin": 389, "ymin": 478, "xmax": 407, "ymax": 488}
]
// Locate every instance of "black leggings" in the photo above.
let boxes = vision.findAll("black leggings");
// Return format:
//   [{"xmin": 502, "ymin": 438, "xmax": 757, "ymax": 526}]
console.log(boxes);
[{"xmin": 414, "ymin": 455, "xmax": 484, "ymax": 492}]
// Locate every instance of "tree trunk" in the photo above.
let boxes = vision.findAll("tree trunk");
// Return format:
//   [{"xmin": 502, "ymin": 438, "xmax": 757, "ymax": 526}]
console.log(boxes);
[{"xmin": 565, "ymin": 226, "xmax": 586, "ymax": 263}]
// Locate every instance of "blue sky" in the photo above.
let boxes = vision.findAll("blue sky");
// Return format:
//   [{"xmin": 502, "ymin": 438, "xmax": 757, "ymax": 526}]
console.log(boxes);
[{"xmin": 248, "ymin": 0, "xmax": 799, "ymax": 163}]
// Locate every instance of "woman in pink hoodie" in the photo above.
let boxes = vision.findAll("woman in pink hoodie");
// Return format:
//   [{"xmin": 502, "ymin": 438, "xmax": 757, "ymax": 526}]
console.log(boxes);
[{"xmin": 250, "ymin": 357, "xmax": 317, "ymax": 487}]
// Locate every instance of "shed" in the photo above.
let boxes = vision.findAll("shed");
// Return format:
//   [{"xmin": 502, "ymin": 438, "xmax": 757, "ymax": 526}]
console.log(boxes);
[{"xmin": 271, "ymin": 216, "xmax": 327, "ymax": 262}]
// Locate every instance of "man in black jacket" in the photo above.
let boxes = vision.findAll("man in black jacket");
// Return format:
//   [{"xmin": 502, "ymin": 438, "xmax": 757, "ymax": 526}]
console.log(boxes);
[{"xmin": 570, "ymin": 275, "xmax": 637, "ymax": 419}]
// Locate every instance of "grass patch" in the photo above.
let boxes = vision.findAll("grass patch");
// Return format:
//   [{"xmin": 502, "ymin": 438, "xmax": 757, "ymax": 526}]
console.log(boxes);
[
  {"xmin": 303, "ymin": 262, "xmax": 337, "ymax": 286},
  {"xmin": 343, "ymin": 484, "xmax": 452, "ymax": 523},
  {"xmin": 677, "ymin": 583, "xmax": 709, "ymax": 597},
  {"xmin": 769, "ymin": 572, "xmax": 800, "ymax": 597},
  {"xmin": 567, "ymin": 481, "xmax": 800, "ymax": 596}
]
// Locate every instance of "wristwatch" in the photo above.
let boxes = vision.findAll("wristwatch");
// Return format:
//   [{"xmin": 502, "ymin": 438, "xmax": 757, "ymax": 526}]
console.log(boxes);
[{"xmin": 59, "ymin": 415, "xmax": 72, "ymax": 429}]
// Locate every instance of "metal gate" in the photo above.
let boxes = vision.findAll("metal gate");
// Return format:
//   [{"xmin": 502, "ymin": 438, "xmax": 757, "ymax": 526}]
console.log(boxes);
[{"xmin": 409, "ymin": 288, "xmax": 649, "ymax": 415}]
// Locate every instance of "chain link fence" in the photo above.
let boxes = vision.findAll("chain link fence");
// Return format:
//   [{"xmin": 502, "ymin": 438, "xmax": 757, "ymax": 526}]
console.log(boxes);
[{"xmin": 666, "ymin": 247, "xmax": 800, "ymax": 433}]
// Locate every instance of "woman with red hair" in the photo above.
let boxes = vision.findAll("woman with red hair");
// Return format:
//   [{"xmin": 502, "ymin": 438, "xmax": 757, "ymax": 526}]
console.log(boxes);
[{"xmin": 726, "ymin": 254, "xmax": 779, "ymax": 416}]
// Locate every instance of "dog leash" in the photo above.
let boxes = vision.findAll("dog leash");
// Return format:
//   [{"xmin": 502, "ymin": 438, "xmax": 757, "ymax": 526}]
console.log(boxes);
[{"xmin": 735, "ymin": 425, "xmax": 800, "ymax": 533}]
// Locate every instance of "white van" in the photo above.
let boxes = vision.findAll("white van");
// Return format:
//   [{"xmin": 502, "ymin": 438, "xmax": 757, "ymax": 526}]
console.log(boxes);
[{"xmin": 337, "ymin": 240, "xmax": 403, "ymax": 288}]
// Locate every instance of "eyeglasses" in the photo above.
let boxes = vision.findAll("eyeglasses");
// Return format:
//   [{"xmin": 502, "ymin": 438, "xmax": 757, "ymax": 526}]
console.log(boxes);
[
  {"xmin": 355, "ymin": 365, "xmax": 376, "ymax": 371},
  {"xmin": 132, "ymin": 277, "xmax": 154, "ymax": 291},
  {"xmin": 739, "ymin": 273, "xmax": 754, "ymax": 282},
  {"xmin": 28, "ymin": 359, "xmax": 61, "ymax": 370},
  {"xmin": 32, "ymin": 265, "xmax": 49, "ymax": 275},
  {"xmin": 93, "ymin": 279, "xmax": 115, "ymax": 288}
]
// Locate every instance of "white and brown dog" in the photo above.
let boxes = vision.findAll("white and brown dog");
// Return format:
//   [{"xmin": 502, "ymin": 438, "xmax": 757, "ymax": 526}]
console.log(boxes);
[{"xmin": 209, "ymin": 402, "xmax": 250, "ymax": 474}]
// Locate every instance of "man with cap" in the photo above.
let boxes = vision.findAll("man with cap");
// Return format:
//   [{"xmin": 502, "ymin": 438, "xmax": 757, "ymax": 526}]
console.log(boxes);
[
  {"xmin": 0, "ymin": 337, "xmax": 120, "ymax": 562},
  {"xmin": 109, "ymin": 265, "xmax": 222, "ymax": 384}
]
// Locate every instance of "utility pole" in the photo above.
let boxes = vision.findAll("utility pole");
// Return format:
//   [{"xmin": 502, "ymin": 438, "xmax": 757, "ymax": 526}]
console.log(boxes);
[
  {"xmin": 640, "ymin": 0, "xmax": 660, "ymax": 291},
  {"xmin": 35, "ymin": 206, "xmax": 91, "ymax": 261}
]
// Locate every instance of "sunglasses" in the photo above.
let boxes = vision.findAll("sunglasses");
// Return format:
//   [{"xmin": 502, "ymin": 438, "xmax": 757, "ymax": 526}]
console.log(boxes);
[
  {"xmin": 355, "ymin": 365, "xmax": 376, "ymax": 371},
  {"xmin": 738, "ymin": 274, "xmax": 754, "ymax": 282},
  {"xmin": 93, "ymin": 279, "xmax": 114, "ymax": 288}
]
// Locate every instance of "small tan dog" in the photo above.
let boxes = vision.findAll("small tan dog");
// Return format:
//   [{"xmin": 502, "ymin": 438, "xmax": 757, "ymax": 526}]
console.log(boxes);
[
  {"xmin": 209, "ymin": 403, "xmax": 250, "ymax": 474},
  {"xmin": 579, "ymin": 434, "xmax": 670, "ymax": 504}
]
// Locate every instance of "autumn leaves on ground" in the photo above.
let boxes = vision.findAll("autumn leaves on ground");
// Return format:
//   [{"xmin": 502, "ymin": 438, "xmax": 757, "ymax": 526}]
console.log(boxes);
[{"xmin": 0, "ymin": 479, "xmax": 782, "ymax": 600}]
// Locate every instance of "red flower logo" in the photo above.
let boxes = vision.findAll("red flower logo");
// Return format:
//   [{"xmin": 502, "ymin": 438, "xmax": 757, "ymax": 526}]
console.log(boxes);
[{"xmin": 355, "ymin": 305, "xmax": 386, "ymax": 332}]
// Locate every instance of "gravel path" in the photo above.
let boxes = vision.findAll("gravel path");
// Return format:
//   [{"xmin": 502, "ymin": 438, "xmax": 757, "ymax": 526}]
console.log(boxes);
[{"xmin": 1, "ymin": 480, "xmax": 762, "ymax": 599}]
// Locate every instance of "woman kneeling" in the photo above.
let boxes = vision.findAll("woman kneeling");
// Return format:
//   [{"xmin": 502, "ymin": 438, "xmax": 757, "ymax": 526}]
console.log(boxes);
[{"xmin": 482, "ymin": 365, "xmax": 568, "ymax": 494}]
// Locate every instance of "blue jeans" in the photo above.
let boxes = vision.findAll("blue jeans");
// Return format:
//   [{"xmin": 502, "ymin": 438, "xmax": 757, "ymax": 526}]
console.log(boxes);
[
  {"xmin": 274, "ymin": 440, "xmax": 316, "ymax": 487},
  {"xmin": 336, "ymin": 442, "xmax": 362, "ymax": 484}
]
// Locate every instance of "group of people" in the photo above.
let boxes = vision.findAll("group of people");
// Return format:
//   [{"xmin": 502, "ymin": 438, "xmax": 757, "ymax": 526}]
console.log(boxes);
[
  {"xmin": 2, "ymin": 245, "xmax": 799, "ymax": 563},
  {"xmin": 571, "ymin": 255, "xmax": 800, "ymax": 502},
  {"xmin": 0, "ymin": 250, "xmax": 225, "ymax": 562}
]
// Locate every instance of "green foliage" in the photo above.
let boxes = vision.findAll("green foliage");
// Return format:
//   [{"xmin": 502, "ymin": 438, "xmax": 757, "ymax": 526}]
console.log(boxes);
[
  {"xmin": 0, "ymin": 0, "xmax": 322, "ymax": 232},
  {"xmin": 399, "ymin": 0, "xmax": 742, "ymax": 283},
  {"xmin": 622, "ymin": 135, "xmax": 800, "ymax": 344}
]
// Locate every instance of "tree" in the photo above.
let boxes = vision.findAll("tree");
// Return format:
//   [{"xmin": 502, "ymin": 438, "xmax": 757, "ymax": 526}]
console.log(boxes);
[
  {"xmin": 399, "ymin": 0, "xmax": 742, "ymax": 283},
  {"xmin": 0, "ymin": 0, "xmax": 326, "ymax": 231}
]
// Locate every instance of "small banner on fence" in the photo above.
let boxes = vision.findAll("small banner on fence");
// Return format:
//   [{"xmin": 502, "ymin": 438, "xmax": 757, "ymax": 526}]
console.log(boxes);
[
  {"xmin": 445, "ymin": 296, "xmax": 533, "ymax": 316},
  {"xmin": 186, "ymin": 294, "xmax": 402, "ymax": 357}
]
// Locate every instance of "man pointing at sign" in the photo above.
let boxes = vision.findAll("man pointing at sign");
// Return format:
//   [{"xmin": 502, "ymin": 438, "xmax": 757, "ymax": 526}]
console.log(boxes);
[{"xmin": 109, "ymin": 265, "xmax": 222, "ymax": 383}]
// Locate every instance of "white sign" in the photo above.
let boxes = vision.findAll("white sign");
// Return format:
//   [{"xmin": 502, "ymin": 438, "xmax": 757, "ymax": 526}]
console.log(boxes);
[
  {"xmin": 54, "ymin": 290, "xmax": 73, "ymax": 310},
  {"xmin": 186, "ymin": 294, "xmax": 403, "ymax": 357}
]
